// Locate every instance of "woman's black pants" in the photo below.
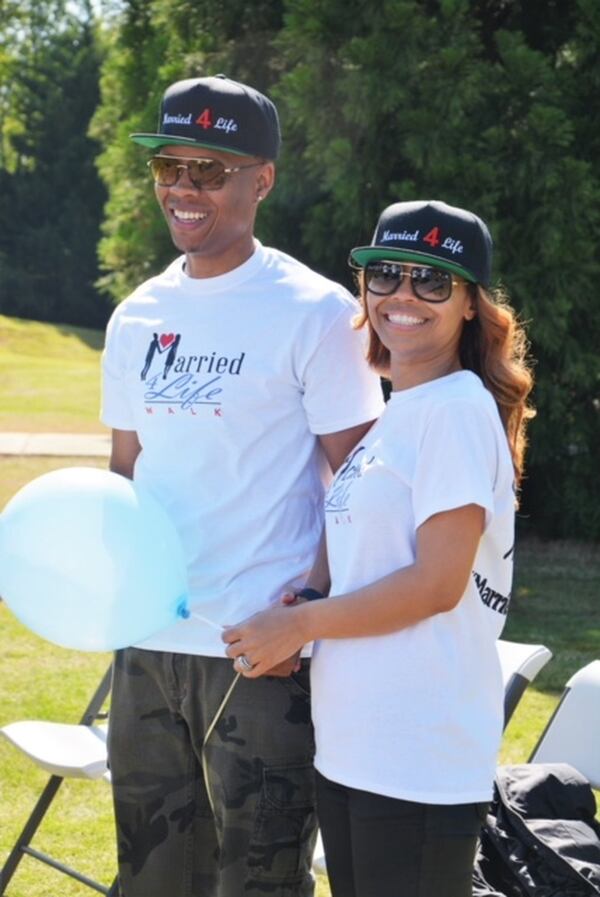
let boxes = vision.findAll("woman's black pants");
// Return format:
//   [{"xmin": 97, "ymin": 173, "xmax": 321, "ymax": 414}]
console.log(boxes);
[{"xmin": 316, "ymin": 770, "xmax": 487, "ymax": 897}]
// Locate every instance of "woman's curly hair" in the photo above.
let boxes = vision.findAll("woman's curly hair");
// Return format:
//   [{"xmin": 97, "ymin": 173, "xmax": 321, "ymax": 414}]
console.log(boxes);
[{"xmin": 354, "ymin": 275, "xmax": 535, "ymax": 487}]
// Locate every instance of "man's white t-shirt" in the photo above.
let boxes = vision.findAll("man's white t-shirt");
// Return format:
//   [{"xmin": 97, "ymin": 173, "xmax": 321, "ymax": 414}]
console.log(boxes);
[
  {"xmin": 101, "ymin": 242, "xmax": 384, "ymax": 656},
  {"xmin": 312, "ymin": 371, "xmax": 515, "ymax": 804}
]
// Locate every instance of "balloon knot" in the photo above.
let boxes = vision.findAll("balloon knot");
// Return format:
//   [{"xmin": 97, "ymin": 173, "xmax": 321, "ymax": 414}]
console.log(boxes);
[{"xmin": 177, "ymin": 599, "xmax": 190, "ymax": 619}]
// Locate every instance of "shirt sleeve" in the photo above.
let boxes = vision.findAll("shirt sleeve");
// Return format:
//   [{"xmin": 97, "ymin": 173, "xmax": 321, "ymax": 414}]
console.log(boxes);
[
  {"xmin": 100, "ymin": 310, "xmax": 136, "ymax": 431},
  {"xmin": 412, "ymin": 398, "xmax": 500, "ymax": 531},
  {"xmin": 300, "ymin": 301, "xmax": 385, "ymax": 435}
]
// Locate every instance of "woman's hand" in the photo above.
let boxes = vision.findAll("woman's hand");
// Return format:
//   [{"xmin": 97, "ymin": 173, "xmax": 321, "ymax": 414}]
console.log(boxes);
[
  {"xmin": 258, "ymin": 592, "xmax": 304, "ymax": 676},
  {"xmin": 222, "ymin": 601, "xmax": 308, "ymax": 678}
]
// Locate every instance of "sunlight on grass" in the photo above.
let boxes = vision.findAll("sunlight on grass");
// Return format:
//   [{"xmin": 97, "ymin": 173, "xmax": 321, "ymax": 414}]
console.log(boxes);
[
  {"xmin": 0, "ymin": 314, "xmax": 104, "ymax": 357},
  {"xmin": 316, "ymin": 875, "xmax": 331, "ymax": 896},
  {"xmin": 0, "ymin": 604, "xmax": 115, "ymax": 897},
  {"xmin": 0, "ymin": 455, "xmax": 115, "ymax": 894},
  {"xmin": 499, "ymin": 689, "xmax": 557, "ymax": 764},
  {"xmin": 0, "ymin": 314, "xmax": 104, "ymax": 433},
  {"xmin": 0, "ymin": 493, "xmax": 598, "ymax": 897},
  {"xmin": 0, "ymin": 456, "xmax": 108, "ymax": 511}
]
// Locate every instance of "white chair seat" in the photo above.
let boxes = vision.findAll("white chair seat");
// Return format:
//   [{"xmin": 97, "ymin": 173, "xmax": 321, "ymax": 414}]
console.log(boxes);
[
  {"xmin": 498, "ymin": 640, "xmax": 552, "ymax": 686},
  {"xmin": 0, "ymin": 721, "xmax": 109, "ymax": 780},
  {"xmin": 498, "ymin": 640, "xmax": 553, "ymax": 726}
]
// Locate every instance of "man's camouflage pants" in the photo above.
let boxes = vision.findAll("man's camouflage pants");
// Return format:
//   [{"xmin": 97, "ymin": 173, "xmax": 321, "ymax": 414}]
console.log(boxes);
[{"xmin": 108, "ymin": 648, "xmax": 317, "ymax": 897}]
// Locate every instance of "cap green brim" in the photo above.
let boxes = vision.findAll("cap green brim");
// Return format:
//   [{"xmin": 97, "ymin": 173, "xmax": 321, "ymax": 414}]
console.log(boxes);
[
  {"xmin": 130, "ymin": 133, "xmax": 252, "ymax": 157},
  {"xmin": 350, "ymin": 246, "xmax": 477, "ymax": 283}
]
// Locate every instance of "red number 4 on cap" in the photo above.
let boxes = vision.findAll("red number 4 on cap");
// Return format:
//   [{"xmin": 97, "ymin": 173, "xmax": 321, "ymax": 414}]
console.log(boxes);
[
  {"xmin": 423, "ymin": 227, "xmax": 441, "ymax": 247},
  {"xmin": 196, "ymin": 108, "xmax": 213, "ymax": 129}
]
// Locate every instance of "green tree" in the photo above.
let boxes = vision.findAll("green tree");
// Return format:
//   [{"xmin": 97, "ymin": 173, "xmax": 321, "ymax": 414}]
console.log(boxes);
[
  {"xmin": 513, "ymin": 0, "xmax": 600, "ymax": 537},
  {"xmin": 91, "ymin": 0, "xmax": 284, "ymax": 301},
  {"xmin": 0, "ymin": 1, "xmax": 109, "ymax": 327},
  {"xmin": 270, "ymin": 0, "xmax": 600, "ymax": 539},
  {"xmin": 92, "ymin": 0, "xmax": 599, "ymax": 539}
]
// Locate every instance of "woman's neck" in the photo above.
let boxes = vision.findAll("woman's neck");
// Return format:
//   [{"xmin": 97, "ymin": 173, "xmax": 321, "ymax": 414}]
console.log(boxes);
[{"xmin": 389, "ymin": 356, "xmax": 463, "ymax": 391}]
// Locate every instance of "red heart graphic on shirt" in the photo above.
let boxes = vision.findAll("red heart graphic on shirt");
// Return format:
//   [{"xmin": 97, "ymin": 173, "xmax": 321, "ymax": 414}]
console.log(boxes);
[{"xmin": 159, "ymin": 333, "xmax": 175, "ymax": 349}]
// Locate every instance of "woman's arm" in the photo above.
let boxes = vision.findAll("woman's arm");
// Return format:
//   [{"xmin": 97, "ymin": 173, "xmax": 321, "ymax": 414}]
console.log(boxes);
[
  {"xmin": 223, "ymin": 503, "xmax": 484, "ymax": 676},
  {"xmin": 299, "ymin": 527, "xmax": 331, "ymax": 597}
]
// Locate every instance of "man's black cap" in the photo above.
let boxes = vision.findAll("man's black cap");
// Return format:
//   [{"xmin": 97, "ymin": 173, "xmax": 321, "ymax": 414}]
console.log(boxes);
[{"xmin": 131, "ymin": 74, "xmax": 281, "ymax": 160}]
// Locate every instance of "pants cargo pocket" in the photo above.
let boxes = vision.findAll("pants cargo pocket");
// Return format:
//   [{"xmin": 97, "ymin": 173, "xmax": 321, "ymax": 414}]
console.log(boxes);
[{"xmin": 247, "ymin": 762, "xmax": 317, "ymax": 884}]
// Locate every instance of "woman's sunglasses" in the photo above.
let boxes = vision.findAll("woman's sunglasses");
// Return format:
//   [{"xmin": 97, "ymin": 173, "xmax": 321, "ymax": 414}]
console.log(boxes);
[
  {"xmin": 359, "ymin": 260, "xmax": 464, "ymax": 303},
  {"xmin": 148, "ymin": 155, "xmax": 264, "ymax": 191}
]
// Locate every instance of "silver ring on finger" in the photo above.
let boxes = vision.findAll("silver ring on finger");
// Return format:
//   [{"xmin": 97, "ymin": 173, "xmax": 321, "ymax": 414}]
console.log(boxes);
[{"xmin": 237, "ymin": 654, "xmax": 254, "ymax": 672}]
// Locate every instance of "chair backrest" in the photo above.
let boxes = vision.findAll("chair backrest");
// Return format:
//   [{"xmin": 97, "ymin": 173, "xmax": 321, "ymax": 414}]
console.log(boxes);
[
  {"xmin": 497, "ymin": 639, "xmax": 553, "ymax": 728},
  {"xmin": 529, "ymin": 659, "xmax": 600, "ymax": 789}
]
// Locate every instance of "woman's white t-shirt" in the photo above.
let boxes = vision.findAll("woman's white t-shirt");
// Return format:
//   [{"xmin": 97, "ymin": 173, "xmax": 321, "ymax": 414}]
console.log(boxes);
[{"xmin": 312, "ymin": 370, "xmax": 515, "ymax": 804}]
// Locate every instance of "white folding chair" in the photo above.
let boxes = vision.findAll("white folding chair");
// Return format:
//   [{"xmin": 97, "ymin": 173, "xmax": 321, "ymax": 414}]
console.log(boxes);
[
  {"xmin": 312, "ymin": 638, "xmax": 553, "ymax": 877},
  {"xmin": 497, "ymin": 638, "xmax": 553, "ymax": 727},
  {"xmin": 0, "ymin": 665, "xmax": 117, "ymax": 895},
  {"xmin": 1, "ymin": 721, "xmax": 109, "ymax": 781},
  {"xmin": 529, "ymin": 659, "xmax": 600, "ymax": 788}
]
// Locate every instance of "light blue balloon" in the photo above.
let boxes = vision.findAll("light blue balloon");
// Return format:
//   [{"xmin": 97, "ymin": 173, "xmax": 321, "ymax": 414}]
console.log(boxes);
[{"xmin": 0, "ymin": 467, "xmax": 190, "ymax": 651}]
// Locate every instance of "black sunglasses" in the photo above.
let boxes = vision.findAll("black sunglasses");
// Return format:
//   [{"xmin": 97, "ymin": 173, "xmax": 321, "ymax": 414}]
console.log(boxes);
[
  {"xmin": 357, "ymin": 260, "xmax": 464, "ymax": 303},
  {"xmin": 148, "ymin": 155, "xmax": 264, "ymax": 191}
]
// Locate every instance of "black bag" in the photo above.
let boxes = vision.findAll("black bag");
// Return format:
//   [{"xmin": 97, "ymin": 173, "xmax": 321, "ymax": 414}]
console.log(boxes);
[{"xmin": 474, "ymin": 763, "xmax": 600, "ymax": 896}]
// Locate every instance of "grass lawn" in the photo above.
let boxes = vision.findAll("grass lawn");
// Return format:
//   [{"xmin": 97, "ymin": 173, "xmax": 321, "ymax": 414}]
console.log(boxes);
[
  {"xmin": 1, "ymin": 459, "xmax": 598, "ymax": 896},
  {"xmin": 0, "ymin": 457, "xmax": 114, "ymax": 896},
  {"xmin": 0, "ymin": 602, "xmax": 115, "ymax": 897},
  {"xmin": 0, "ymin": 315, "xmax": 105, "ymax": 434},
  {"xmin": 501, "ymin": 536, "xmax": 600, "ymax": 767},
  {"xmin": 0, "ymin": 317, "xmax": 598, "ymax": 895}
]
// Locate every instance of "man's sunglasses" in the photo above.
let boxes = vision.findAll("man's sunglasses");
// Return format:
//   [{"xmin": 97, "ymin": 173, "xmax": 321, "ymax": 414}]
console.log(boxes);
[
  {"xmin": 148, "ymin": 155, "xmax": 264, "ymax": 191},
  {"xmin": 358, "ymin": 260, "xmax": 464, "ymax": 303}
]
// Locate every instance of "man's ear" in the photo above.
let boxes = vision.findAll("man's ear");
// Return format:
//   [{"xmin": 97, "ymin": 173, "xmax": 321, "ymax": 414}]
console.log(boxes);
[{"xmin": 255, "ymin": 162, "xmax": 275, "ymax": 202}]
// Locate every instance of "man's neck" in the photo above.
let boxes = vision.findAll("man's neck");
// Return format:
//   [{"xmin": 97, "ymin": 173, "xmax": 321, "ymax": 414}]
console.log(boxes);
[{"xmin": 184, "ymin": 238, "xmax": 257, "ymax": 279}]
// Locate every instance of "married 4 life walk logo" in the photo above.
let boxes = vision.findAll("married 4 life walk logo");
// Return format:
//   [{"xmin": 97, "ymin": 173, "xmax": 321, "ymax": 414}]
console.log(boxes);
[
  {"xmin": 140, "ymin": 332, "xmax": 245, "ymax": 415},
  {"xmin": 325, "ymin": 446, "xmax": 375, "ymax": 525}
]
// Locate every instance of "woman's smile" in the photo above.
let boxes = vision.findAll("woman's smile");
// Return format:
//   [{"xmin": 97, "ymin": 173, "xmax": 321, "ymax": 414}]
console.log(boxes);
[{"xmin": 384, "ymin": 309, "xmax": 428, "ymax": 328}]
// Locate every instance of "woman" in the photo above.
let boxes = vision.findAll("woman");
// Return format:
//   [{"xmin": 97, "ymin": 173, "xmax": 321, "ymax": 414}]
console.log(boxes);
[{"xmin": 223, "ymin": 200, "xmax": 535, "ymax": 897}]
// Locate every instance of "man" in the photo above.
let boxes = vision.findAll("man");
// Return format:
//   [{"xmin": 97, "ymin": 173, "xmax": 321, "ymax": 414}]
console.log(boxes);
[{"xmin": 101, "ymin": 73, "xmax": 384, "ymax": 897}]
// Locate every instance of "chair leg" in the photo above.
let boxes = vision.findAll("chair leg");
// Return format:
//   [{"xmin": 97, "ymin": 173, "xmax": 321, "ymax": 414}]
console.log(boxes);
[
  {"xmin": 0, "ymin": 774, "xmax": 62, "ymax": 894},
  {"xmin": 0, "ymin": 772, "xmax": 117, "ymax": 895},
  {"xmin": 0, "ymin": 664, "xmax": 116, "ymax": 894}
]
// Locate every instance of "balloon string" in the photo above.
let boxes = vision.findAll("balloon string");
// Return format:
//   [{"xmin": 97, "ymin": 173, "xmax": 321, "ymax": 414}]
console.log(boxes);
[
  {"xmin": 185, "ymin": 609, "xmax": 239, "ymax": 813},
  {"xmin": 189, "ymin": 611, "xmax": 224, "ymax": 631},
  {"xmin": 202, "ymin": 672, "xmax": 241, "ymax": 816}
]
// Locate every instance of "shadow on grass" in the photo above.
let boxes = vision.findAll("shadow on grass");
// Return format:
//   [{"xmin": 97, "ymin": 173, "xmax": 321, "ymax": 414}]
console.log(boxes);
[
  {"xmin": 507, "ymin": 536, "xmax": 600, "ymax": 693},
  {"xmin": 55, "ymin": 322, "xmax": 104, "ymax": 351}
]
